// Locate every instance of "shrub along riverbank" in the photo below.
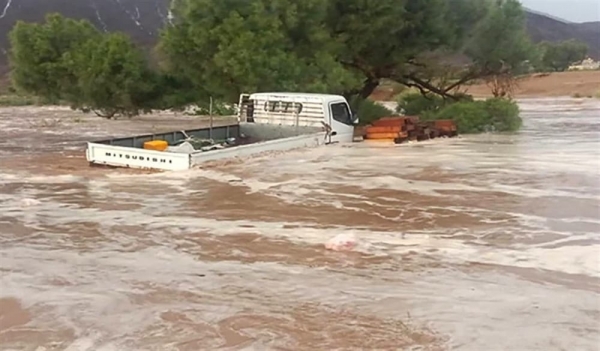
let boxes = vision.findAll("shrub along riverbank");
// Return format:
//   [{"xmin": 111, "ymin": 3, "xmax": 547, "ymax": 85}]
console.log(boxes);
[
  {"xmin": 394, "ymin": 93, "xmax": 522, "ymax": 134},
  {"xmin": 351, "ymin": 93, "xmax": 522, "ymax": 134}
]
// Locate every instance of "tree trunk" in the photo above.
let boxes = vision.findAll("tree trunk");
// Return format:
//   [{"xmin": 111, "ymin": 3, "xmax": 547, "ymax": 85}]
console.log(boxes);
[
  {"xmin": 343, "ymin": 78, "xmax": 381, "ymax": 101},
  {"xmin": 359, "ymin": 78, "xmax": 380, "ymax": 99}
]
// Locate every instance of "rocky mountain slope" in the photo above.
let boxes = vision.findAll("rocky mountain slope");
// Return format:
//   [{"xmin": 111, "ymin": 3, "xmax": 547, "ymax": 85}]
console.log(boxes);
[
  {"xmin": 525, "ymin": 11, "xmax": 600, "ymax": 59},
  {"xmin": 0, "ymin": 0, "xmax": 170, "ymax": 76},
  {"xmin": 0, "ymin": 0, "xmax": 598, "ymax": 77}
]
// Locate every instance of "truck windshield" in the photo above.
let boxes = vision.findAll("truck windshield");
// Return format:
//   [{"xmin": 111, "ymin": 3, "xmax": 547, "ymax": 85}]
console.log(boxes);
[{"xmin": 330, "ymin": 102, "xmax": 352, "ymax": 125}]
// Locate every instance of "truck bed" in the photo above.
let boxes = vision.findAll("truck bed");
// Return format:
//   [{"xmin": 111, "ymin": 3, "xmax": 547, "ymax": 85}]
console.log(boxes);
[{"xmin": 86, "ymin": 122, "xmax": 325, "ymax": 171}]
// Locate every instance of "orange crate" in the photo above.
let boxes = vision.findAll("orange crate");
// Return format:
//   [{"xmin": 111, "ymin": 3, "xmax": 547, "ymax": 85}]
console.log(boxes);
[
  {"xmin": 365, "ymin": 132, "xmax": 400, "ymax": 140},
  {"xmin": 406, "ymin": 116, "xmax": 420, "ymax": 123},
  {"xmin": 434, "ymin": 120, "xmax": 457, "ymax": 132},
  {"xmin": 366, "ymin": 126, "xmax": 402, "ymax": 134},
  {"xmin": 372, "ymin": 116, "xmax": 407, "ymax": 127},
  {"xmin": 143, "ymin": 140, "xmax": 169, "ymax": 151}
]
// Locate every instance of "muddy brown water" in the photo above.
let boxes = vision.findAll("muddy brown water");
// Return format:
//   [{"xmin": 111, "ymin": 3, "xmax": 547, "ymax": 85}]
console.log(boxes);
[{"xmin": 0, "ymin": 101, "xmax": 599, "ymax": 351}]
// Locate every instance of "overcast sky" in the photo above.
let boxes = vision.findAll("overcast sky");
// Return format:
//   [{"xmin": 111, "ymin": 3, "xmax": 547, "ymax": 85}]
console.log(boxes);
[{"xmin": 520, "ymin": 0, "xmax": 600, "ymax": 23}]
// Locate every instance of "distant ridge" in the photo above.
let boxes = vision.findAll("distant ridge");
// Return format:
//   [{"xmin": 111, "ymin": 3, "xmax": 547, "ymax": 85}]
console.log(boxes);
[
  {"xmin": 522, "ymin": 7, "xmax": 573, "ymax": 24},
  {"xmin": 525, "ymin": 11, "xmax": 600, "ymax": 59}
]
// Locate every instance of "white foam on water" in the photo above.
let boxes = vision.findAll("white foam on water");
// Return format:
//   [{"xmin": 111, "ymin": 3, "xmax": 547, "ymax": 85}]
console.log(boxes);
[
  {"xmin": 4, "ymin": 174, "xmax": 86, "ymax": 185},
  {"xmin": 186, "ymin": 160, "xmax": 598, "ymax": 204},
  {"xmin": 3, "ymin": 184, "xmax": 597, "ymax": 279},
  {"xmin": 386, "ymin": 268, "xmax": 600, "ymax": 351},
  {"xmin": 1, "ymin": 240, "xmax": 596, "ymax": 351},
  {"xmin": 517, "ymin": 97, "xmax": 600, "ymax": 112}
]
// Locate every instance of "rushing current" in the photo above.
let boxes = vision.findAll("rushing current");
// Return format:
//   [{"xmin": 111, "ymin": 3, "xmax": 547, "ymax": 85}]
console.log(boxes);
[{"xmin": 0, "ymin": 98, "xmax": 599, "ymax": 351}]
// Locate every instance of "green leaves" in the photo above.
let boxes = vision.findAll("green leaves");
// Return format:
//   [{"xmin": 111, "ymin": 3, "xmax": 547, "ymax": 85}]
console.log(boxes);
[
  {"xmin": 9, "ymin": 13, "xmax": 100, "ymax": 103},
  {"xmin": 9, "ymin": 13, "xmax": 156, "ymax": 118},
  {"xmin": 424, "ymin": 98, "xmax": 522, "ymax": 134},
  {"xmin": 160, "ymin": 0, "xmax": 358, "ymax": 103},
  {"xmin": 536, "ymin": 39, "xmax": 589, "ymax": 72},
  {"xmin": 70, "ymin": 33, "xmax": 156, "ymax": 117},
  {"xmin": 9, "ymin": 0, "xmax": 535, "ymax": 117},
  {"xmin": 466, "ymin": 0, "xmax": 533, "ymax": 73}
]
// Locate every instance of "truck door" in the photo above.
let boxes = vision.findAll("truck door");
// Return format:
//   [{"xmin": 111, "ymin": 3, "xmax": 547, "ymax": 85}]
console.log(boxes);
[
  {"xmin": 238, "ymin": 94, "xmax": 254, "ymax": 122},
  {"xmin": 328, "ymin": 101, "xmax": 355, "ymax": 143}
]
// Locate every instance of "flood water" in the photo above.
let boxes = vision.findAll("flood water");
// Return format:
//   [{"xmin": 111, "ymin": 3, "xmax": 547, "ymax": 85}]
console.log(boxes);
[{"xmin": 0, "ymin": 99, "xmax": 599, "ymax": 351}]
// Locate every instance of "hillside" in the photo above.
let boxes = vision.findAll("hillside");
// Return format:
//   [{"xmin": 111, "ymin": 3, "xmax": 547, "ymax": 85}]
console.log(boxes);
[
  {"xmin": 0, "ymin": 0, "xmax": 598, "ymax": 79},
  {"xmin": 0, "ymin": 0, "xmax": 170, "ymax": 76},
  {"xmin": 524, "ymin": 11, "xmax": 600, "ymax": 59}
]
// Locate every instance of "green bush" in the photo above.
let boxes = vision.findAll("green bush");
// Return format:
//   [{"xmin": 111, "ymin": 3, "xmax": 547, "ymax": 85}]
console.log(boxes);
[
  {"xmin": 396, "ymin": 91, "xmax": 521, "ymax": 134},
  {"xmin": 433, "ymin": 101, "xmax": 491, "ymax": 133},
  {"xmin": 429, "ymin": 98, "xmax": 521, "ymax": 134},
  {"xmin": 483, "ymin": 98, "xmax": 522, "ymax": 132},
  {"xmin": 396, "ymin": 92, "xmax": 475, "ymax": 116},
  {"xmin": 396, "ymin": 93, "xmax": 445, "ymax": 115},
  {"xmin": 349, "ymin": 96, "xmax": 395, "ymax": 125},
  {"xmin": 9, "ymin": 14, "xmax": 158, "ymax": 118}
]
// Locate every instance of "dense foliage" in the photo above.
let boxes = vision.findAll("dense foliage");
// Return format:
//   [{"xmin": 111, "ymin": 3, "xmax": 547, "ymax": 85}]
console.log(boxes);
[
  {"xmin": 535, "ymin": 40, "xmax": 589, "ymax": 72},
  {"xmin": 347, "ymin": 97, "xmax": 395, "ymax": 126},
  {"xmin": 397, "ymin": 92, "xmax": 521, "ymax": 133},
  {"xmin": 9, "ymin": 14, "xmax": 156, "ymax": 118},
  {"xmin": 9, "ymin": 14, "xmax": 99, "ymax": 104},
  {"xmin": 397, "ymin": 94, "xmax": 447, "ymax": 116},
  {"xmin": 159, "ymin": 0, "xmax": 534, "ymax": 102},
  {"xmin": 8, "ymin": 0, "xmax": 533, "ymax": 132},
  {"xmin": 421, "ymin": 98, "xmax": 522, "ymax": 133},
  {"xmin": 396, "ymin": 92, "xmax": 474, "ymax": 116},
  {"xmin": 69, "ymin": 33, "xmax": 158, "ymax": 117},
  {"xmin": 159, "ymin": 0, "xmax": 361, "ymax": 103}
]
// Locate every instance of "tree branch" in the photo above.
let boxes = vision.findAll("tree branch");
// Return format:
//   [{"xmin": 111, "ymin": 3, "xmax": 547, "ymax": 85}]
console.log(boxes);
[{"xmin": 401, "ymin": 73, "xmax": 460, "ymax": 100}]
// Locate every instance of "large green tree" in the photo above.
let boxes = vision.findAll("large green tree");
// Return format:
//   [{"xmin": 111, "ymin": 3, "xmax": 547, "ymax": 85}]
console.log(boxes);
[
  {"xmin": 9, "ymin": 13, "xmax": 100, "ymax": 103},
  {"xmin": 67, "ymin": 33, "xmax": 157, "ymax": 118},
  {"xmin": 463, "ymin": 0, "xmax": 535, "ymax": 97},
  {"xmin": 160, "ymin": 0, "xmax": 359, "ymax": 103},
  {"xmin": 326, "ymin": 0, "xmax": 453, "ymax": 98},
  {"xmin": 387, "ymin": 0, "xmax": 534, "ymax": 98},
  {"xmin": 10, "ymin": 1, "xmax": 535, "ymax": 114},
  {"xmin": 9, "ymin": 13, "xmax": 158, "ymax": 118},
  {"xmin": 160, "ymin": 0, "xmax": 533, "ymax": 102},
  {"xmin": 537, "ymin": 39, "xmax": 589, "ymax": 72}
]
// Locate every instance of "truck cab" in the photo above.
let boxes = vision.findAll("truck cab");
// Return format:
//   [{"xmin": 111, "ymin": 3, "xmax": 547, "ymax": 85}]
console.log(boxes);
[{"xmin": 238, "ymin": 92, "xmax": 357, "ymax": 144}]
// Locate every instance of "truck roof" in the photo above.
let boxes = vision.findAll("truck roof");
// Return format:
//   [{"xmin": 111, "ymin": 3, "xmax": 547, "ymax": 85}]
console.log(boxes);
[{"xmin": 249, "ymin": 92, "xmax": 346, "ymax": 103}]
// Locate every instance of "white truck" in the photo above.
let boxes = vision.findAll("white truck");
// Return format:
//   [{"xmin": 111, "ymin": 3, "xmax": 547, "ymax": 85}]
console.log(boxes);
[{"xmin": 85, "ymin": 92, "xmax": 358, "ymax": 171}]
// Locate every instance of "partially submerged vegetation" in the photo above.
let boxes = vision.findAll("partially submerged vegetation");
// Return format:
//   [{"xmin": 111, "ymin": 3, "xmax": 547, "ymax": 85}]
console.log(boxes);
[
  {"xmin": 3, "ymin": 0, "xmax": 591, "ymax": 132},
  {"xmin": 428, "ymin": 98, "xmax": 522, "ymax": 134},
  {"xmin": 534, "ymin": 40, "xmax": 589, "ymax": 72},
  {"xmin": 396, "ymin": 93, "xmax": 522, "ymax": 134}
]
